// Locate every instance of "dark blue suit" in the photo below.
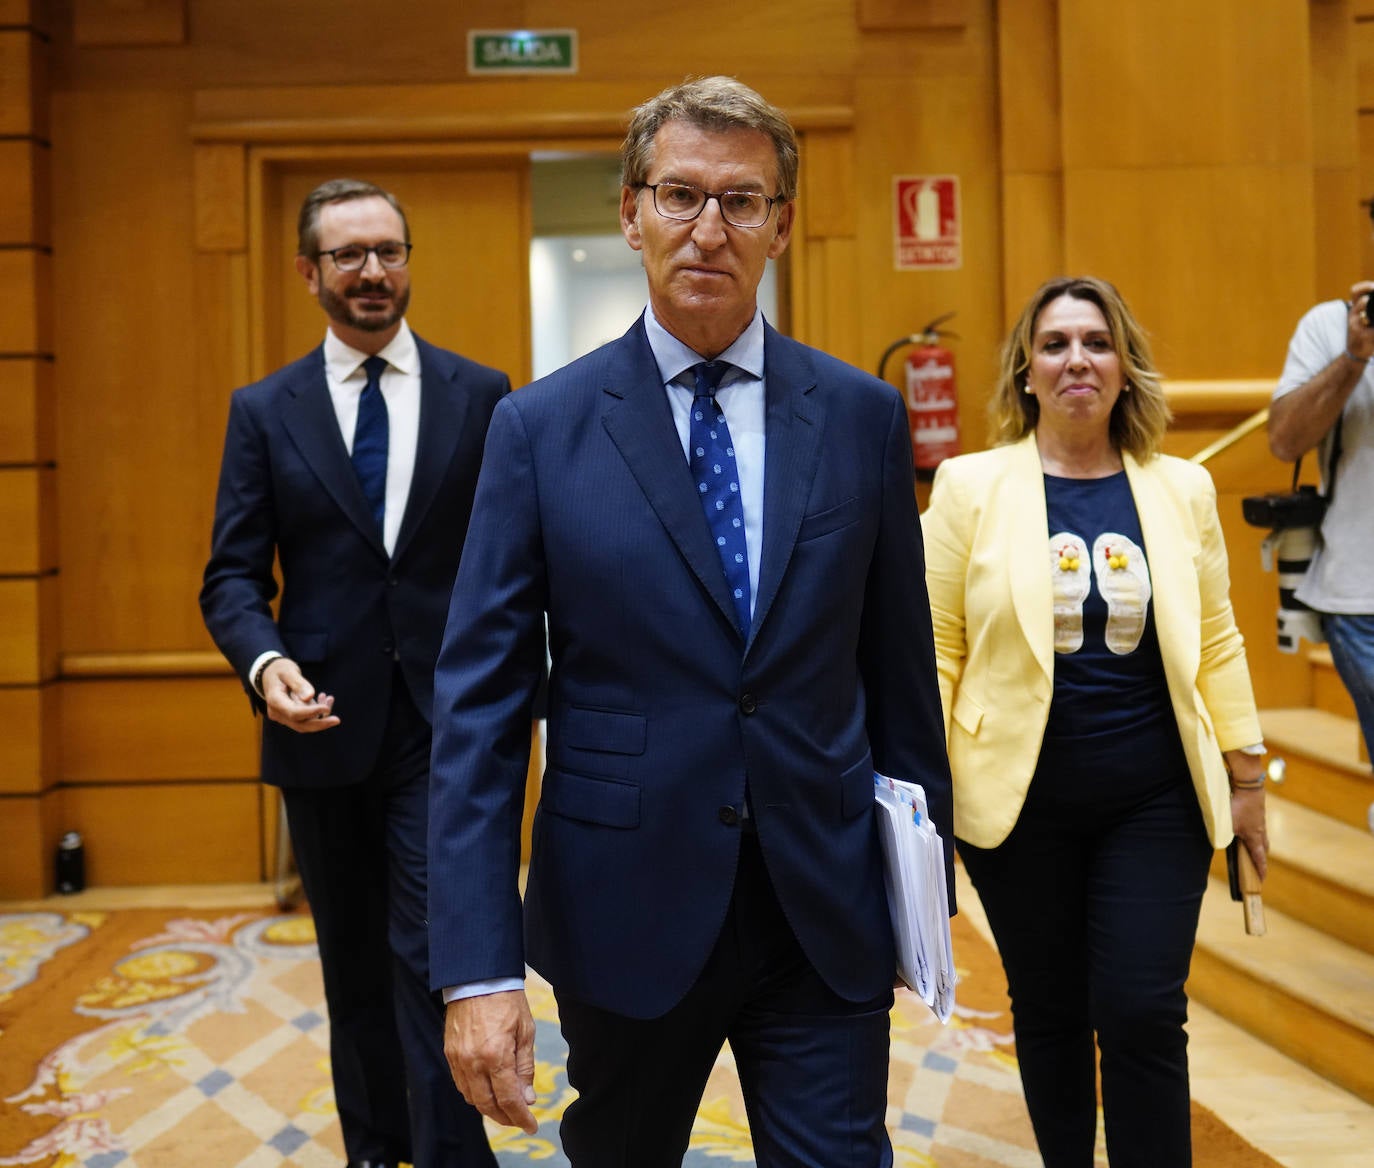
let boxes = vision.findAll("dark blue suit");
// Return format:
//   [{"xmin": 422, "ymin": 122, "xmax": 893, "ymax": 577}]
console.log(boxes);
[
  {"xmin": 428, "ymin": 317, "xmax": 952, "ymax": 1163},
  {"xmin": 201, "ymin": 333, "xmax": 508, "ymax": 1167}
]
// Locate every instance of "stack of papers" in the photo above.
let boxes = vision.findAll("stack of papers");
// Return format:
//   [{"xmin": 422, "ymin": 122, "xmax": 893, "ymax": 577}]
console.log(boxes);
[{"xmin": 874, "ymin": 772, "xmax": 955, "ymax": 1022}]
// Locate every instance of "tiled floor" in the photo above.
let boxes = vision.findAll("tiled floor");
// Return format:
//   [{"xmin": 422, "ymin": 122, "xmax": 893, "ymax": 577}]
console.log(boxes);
[{"xmin": 9, "ymin": 873, "xmax": 1374, "ymax": 1167}]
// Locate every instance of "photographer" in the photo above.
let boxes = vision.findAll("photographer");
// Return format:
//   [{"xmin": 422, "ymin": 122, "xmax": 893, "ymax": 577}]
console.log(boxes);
[{"xmin": 1269, "ymin": 275, "xmax": 1374, "ymax": 755}]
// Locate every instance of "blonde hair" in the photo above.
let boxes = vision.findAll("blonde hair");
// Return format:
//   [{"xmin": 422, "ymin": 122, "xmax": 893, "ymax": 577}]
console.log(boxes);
[{"xmin": 988, "ymin": 276, "xmax": 1171, "ymax": 460}]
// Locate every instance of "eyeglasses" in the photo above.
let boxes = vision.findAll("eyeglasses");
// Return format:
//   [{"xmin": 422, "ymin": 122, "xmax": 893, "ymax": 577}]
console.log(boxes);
[
  {"xmin": 317, "ymin": 242, "xmax": 413, "ymax": 272},
  {"xmin": 641, "ymin": 183, "xmax": 782, "ymax": 229}
]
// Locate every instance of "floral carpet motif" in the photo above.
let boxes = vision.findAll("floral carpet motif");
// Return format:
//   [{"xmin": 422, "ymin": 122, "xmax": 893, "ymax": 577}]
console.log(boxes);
[{"xmin": 0, "ymin": 907, "xmax": 1277, "ymax": 1167}]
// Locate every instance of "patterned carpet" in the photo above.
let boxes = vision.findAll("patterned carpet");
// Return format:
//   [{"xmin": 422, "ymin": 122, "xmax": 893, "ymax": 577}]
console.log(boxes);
[{"xmin": 0, "ymin": 906, "xmax": 1276, "ymax": 1167}]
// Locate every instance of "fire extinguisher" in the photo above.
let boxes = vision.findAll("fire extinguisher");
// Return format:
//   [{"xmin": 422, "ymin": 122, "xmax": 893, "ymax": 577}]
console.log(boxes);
[{"xmin": 877, "ymin": 312, "xmax": 960, "ymax": 481}]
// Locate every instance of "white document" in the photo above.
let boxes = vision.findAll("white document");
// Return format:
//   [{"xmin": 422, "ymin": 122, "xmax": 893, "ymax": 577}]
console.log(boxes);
[{"xmin": 873, "ymin": 772, "xmax": 955, "ymax": 1022}]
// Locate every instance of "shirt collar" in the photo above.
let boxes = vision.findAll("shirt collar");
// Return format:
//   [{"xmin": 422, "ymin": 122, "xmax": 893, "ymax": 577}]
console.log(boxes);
[
  {"xmin": 643, "ymin": 304, "xmax": 766, "ymax": 389},
  {"xmin": 323, "ymin": 318, "xmax": 419, "ymax": 383}
]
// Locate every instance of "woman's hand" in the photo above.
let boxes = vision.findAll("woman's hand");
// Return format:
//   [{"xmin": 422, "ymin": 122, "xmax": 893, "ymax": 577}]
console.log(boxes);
[{"xmin": 1224, "ymin": 748, "xmax": 1268, "ymax": 879}]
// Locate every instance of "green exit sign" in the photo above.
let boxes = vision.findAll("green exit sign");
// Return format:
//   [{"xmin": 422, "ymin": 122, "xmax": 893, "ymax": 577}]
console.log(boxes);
[{"xmin": 468, "ymin": 29, "xmax": 578, "ymax": 75}]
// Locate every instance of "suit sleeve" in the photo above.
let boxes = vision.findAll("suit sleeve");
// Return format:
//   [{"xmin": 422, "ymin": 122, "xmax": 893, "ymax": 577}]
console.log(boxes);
[
  {"xmin": 199, "ymin": 391, "xmax": 287, "ymax": 704},
  {"xmin": 857, "ymin": 390, "xmax": 957, "ymax": 911},
  {"xmin": 1188, "ymin": 465, "xmax": 1263, "ymax": 748},
  {"xmin": 428, "ymin": 396, "xmax": 549, "ymax": 989}
]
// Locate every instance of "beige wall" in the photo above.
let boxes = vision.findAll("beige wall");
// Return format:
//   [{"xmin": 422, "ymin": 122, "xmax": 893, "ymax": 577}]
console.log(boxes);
[{"xmin": 0, "ymin": 0, "xmax": 1358, "ymax": 893}]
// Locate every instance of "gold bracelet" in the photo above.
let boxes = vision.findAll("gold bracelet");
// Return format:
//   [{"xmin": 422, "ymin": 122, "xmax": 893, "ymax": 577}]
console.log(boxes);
[{"xmin": 1230, "ymin": 778, "xmax": 1264, "ymax": 791}]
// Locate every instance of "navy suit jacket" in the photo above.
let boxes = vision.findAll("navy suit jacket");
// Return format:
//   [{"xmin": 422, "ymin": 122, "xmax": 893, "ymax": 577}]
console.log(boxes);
[
  {"xmin": 428, "ymin": 317, "xmax": 952, "ymax": 1019},
  {"xmin": 200, "ymin": 334, "xmax": 510, "ymax": 788}
]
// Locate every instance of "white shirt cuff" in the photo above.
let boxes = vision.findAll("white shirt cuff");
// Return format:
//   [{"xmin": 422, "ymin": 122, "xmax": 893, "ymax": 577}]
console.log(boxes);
[
  {"xmin": 442, "ymin": 977, "xmax": 525, "ymax": 1004},
  {"xmin": 248, "ymin": 650, "xmax": 284, "ymax": 698}
]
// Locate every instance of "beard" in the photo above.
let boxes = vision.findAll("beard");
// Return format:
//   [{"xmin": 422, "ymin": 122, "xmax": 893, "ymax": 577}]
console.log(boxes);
[{"xmin": 318, "ymin": 278, "xmax": 411, "ymax": 334}]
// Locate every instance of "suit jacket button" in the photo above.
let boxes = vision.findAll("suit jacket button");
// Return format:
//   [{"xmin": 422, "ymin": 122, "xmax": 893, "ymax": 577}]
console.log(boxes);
[
  {"xmin": 738, "ymin": 693, "xmax": 757, "ymax": 715},
  {"xmin": 718, "ymin": 805, "xmax": 739, "ymax": 826},
  {"xmin": 382, "ymin": 641, "xmax": 395, "ymax": 655}
]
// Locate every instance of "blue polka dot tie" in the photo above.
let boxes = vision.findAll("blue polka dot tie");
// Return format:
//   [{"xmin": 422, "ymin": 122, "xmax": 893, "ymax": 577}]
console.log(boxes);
[
  {"xmin": 690, "ymin": 361, "xmax": 751, "ymax": 635},
  {"xmin": 352, "ymin": 355, "xmax": 389, "ymax": 534}
]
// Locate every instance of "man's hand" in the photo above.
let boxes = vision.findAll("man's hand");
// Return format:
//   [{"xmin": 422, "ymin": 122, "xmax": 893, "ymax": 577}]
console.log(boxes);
[
  {"xmin": 260, "ymin": 658, "xmax": 340, "ymax": 733},
  {"xmin": 444, "ymin": 990, "xmax": 538, "ymax": 1134}
]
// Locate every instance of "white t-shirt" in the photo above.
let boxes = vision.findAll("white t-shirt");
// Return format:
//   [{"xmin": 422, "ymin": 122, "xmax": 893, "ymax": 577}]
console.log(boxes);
[{"xmin": 1274, "ymin": 299, "xmax": 1374, "ymax": 612}]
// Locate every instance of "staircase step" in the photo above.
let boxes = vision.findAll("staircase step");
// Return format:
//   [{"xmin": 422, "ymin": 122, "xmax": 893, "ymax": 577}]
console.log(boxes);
[
  {"xmin": 1308, "ymin": 646, "xmax": 1358, "ymax": 723},
  {"xmin": 1260, "ymin": 707, "xmax": 1373, "ymax": 830},
  {"xmin": 1190, "ymin": 875, "xmax": 1374, "ymax": 1105},
  {"xmin": 1211, "ymin": 795, "xmax": 1374, "ymax": 956}
]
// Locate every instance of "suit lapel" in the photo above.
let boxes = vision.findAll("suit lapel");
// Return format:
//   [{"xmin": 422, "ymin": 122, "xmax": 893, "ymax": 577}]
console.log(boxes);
[
  {"xmin": 752, "ymin": 328, "xmax": 821, "ymax": 647},
  {"xmin": 600, "ymin": 320, "xmax": 745, "ymax": 638},
  {"xmin": 392, "ymin": 338, "xmax": 471, "ymax": 564},
  {"xmin": 1005, "ymin": 435, "xmax": 1055, "ymax": 685},
  {"xmin": 1125, "ymin": 453, "xmax": 1200, "ymax": 684},
  {"xmin": 280, "ymin": 347, "xmax": 386, "ymax": 555}
]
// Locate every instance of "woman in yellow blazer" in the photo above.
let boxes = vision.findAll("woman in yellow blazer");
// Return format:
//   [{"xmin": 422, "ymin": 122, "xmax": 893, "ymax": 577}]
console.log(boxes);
[{"xmin": 922, "ymin": 276, "xmax": 1268, "ymax": 1168}]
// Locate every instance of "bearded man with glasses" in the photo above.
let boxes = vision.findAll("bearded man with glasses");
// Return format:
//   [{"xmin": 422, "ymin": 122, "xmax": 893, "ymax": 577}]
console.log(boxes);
[
  {"xmin": 201, "ymin": 177, "xmax": 509, "ymax": 1168},
  {"xmin": 428, "ymin": 77, "xmax": 953, "ymax": 1167}
]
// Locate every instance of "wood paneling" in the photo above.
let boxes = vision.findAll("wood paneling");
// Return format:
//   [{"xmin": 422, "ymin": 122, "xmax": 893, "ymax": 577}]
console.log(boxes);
[
  {"xmin": 0, "ymin": 684, "xmax": 56, "ymax": 794},
  {"xmin": 0, "ymin": 575, "xmax": 58, "ymax": 685},
  {"xmin": 0, "ymin": 249, "xmax": 52, "ymax": 354},
  {"xmin": 999, "ymin": 173, "xmax": 1064, "ymax": 327},
  {"xmin": 0, "ymin": 27, "xmax": 46, "ymax": 139},
  {"xmin": 74, "ymin": 0, "xmax": 186, "ymax": 46},
  {"xmin": 193, "ymin": 142, "xmax": 246, "ymax": 251},
  {"xmin": 60, "ymin": 781, "xmax": 263, "ymax": 885},
  {"xmin": 800, "ymin": 130, "xmax": 855, "ymax": 241},
  {"xmin": 1062, "ymin": 164, "xmax": 1315, "ymax": 379},
  {"xmin": 857, "ymin": 0, "xmax": 968, "ymax": 30},
  {"xmin": 0, "ymin": 357, "xmax": 55, "ymax": 463},
  {"xmin": 60, "ymin": 677, "xmax": 258, "ymax": 783},
  {"xmin": 1059, "ymin": 0, "xmax": 1311, "ymax": 170},
  {"xmin": 0, "ymin": 789, "xmax": 60, "ymax": 898},
  {"xmin": 996, "ymin": 0, "xmax": 1061, "ymax": 174},
  {"xmin": 0, "ymin": 139, "xmax": 50, "ymax": 246},
  {"xmin": 0, "ymin": 466, "xmax": 57, "ymax": 573}
]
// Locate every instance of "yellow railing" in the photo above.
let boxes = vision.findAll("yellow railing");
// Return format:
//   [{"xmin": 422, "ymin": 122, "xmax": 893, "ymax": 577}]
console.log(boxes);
[{"xmin": 1189, "ymin": 407, "xmax": 1270, "ymax": 467}]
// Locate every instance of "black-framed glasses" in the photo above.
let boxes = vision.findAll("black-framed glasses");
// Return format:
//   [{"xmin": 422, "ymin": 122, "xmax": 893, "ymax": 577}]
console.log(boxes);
[
  {"xmin": 641, "ymin": 183, "xmax": 782, "ymax": 229},
  {"xmin": 317, "ymin": 242, "xmax": 413, "ymax": 272}
]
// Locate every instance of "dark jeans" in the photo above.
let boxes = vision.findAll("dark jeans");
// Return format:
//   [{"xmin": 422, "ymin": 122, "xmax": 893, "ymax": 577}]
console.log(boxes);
[
  {"xmin": 1322, "ymin": 612, "xmax": 1374, "ymax": 757},
  {"xmin": 957, "ymin": 757, "xmax": 1212, "ymax": 1168},
  {"xmin": 554, "ymin": 831, "xmax": 894, "ymax": 1168}
]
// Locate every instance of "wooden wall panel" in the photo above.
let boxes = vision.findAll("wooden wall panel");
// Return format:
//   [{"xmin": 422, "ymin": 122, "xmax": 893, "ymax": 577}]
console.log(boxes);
[
  {"xmin": 0, "ymin": 250, "xmax": 51, "ymax": 354},
  {"xmin": 0, "ymin": 685, "xmax": 56, "ymax": 794},
  {"xmin": 0, "ymin": 27, "xmax": 46, "ymax": 139},
  {"xmin": 0, "ymin": 466, "xmax": 57, "ymax": 573},
  {"xmin": 0, "ymin": 789, "xmax": 60, "ymax": 898},
  {"xmin": 1312, "ymin": 0, "xmax": 1362, "ymax": 300},
  {"xmin": 74, "ymin": 0, "xmax": 187, "ymax": 47},
  {"xmin": 1059, "ymin": 0, "xmax": 1311, "ymax": 170},
  {"xmin": 999, "ymin": 173, "xmax": 1064, "ymax": 330},
  {"xmin": 0, "ymin": 576, "xmax": 58, "ymax": 685},
  {"xmin": 59, "ymin": 782, "xmax": 263, "ymax": 885},
  {"xmin": 1062, "ymin": 164, "xmax": 1315, "ymax": 379},
  {"xmin": 857, "ymin": 0, "xmax": 968, "ymax": 30},
  {"xmin": 193, "ymin": 141, "xmax": 245, "ymax": 251},
  {"xmin": 0, "ymin": 139, "xmax": 50, "ymax": 246},
  {"xmin": 52, "ymin": 89, "xmax": 211, "ymax": 652},
  {"xmin": 0, "ymin": 358, "xmax": 55, "ymax": 463},
  {"xmin": 60, "ymin": 677, "xmax": 259, "ymax": 783}
]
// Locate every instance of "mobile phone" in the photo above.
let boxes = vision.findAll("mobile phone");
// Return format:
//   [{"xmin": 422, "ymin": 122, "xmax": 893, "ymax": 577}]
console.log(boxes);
[
  {"xmin": 1225, "ymin": 838, "xmax": 1242, "ymax": 901},
  {"xmin": 1364, "ymin": 293, "xmax": 1374, "ymax": 327}
]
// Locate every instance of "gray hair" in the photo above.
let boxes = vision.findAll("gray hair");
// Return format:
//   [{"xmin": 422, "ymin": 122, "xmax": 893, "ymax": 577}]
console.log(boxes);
[{"xmin": 621, "ymin": 76, "xmax": 799, "ymax": 202}]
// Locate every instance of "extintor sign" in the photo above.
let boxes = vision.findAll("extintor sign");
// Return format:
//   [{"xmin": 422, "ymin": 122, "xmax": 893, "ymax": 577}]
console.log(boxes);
[{"xmin": 893, "ymin": 176, "xmax": 961, "ymax": 271}]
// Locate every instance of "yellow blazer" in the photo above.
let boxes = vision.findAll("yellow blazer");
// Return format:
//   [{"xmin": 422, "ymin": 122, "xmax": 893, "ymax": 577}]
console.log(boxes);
[{"xmin": 922, "ymin": 434, "xmax": 1261, "ymax": 850}]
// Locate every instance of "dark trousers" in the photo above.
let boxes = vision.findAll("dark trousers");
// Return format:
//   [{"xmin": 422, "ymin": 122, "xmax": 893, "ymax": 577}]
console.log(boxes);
[
  {"xmin": 282, "ymin": 679, "xmax": 496, "ymax": 1168},
  {"xmin": 957, "ymin": 761, "xmax": 1212, "ymax": 1168},
  {"xmin": 553, "ymin": 830, "xmax": 894, "ymax": 1168}
]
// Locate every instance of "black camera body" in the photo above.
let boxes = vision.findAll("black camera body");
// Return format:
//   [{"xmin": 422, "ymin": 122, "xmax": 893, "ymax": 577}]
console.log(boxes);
[{"xmin": 1241, "ymin": 483, "xmax": 1326, "ymax": 531}]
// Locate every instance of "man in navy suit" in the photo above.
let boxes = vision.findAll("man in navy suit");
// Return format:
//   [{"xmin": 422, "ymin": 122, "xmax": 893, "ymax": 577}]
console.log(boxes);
[
  {"xmin": 200, "ymin": 178, "xmax": 507, "ymax": 1168},
  {"xmin": 428, "ymin": 78, "xmax": 953, "ymax": 1167}
]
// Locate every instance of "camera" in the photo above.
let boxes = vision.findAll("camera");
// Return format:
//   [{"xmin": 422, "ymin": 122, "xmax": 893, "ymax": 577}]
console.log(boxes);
[
  {"xmin": 1241, "ymin": 484, "xmax": 1326, "ymax": 530},
  {"xmin": 1365, "ymin": 292, "xmax": 1374, "ymax": 328}
]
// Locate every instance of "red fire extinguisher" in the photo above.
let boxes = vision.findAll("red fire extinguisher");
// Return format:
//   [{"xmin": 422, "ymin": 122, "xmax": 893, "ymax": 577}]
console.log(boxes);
[{"xmin": 877, "ymin": 312, "xmax": 960, "ymax": 481}]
